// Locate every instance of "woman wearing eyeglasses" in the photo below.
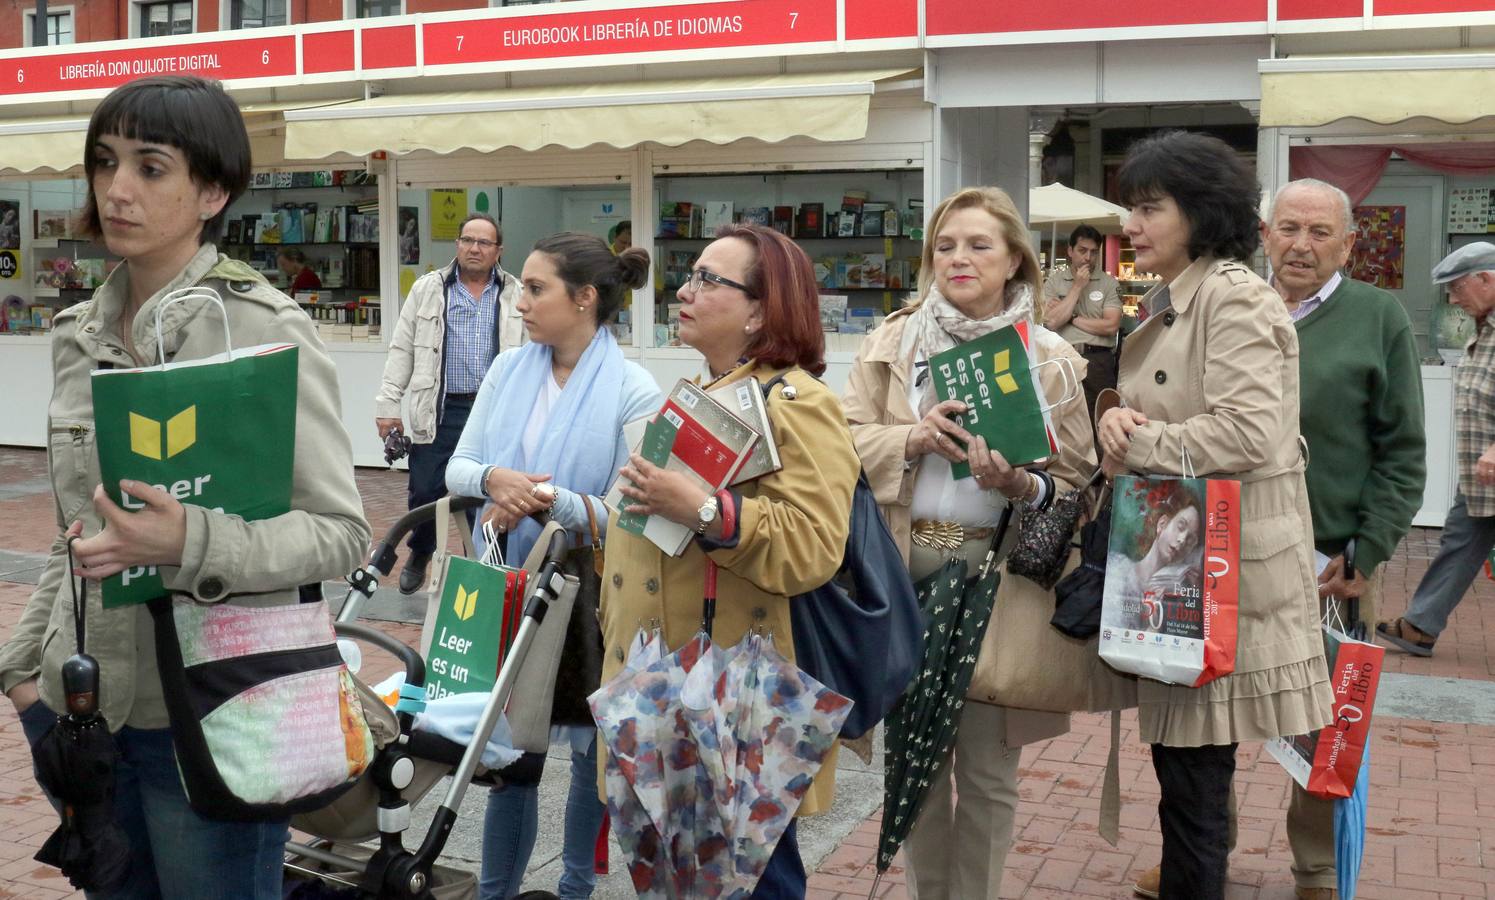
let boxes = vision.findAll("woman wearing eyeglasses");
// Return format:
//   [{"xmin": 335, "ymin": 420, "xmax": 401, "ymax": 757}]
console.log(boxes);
[{"xmin": 600, "ymin": 225, "xmax": 860, "ymax": 897}]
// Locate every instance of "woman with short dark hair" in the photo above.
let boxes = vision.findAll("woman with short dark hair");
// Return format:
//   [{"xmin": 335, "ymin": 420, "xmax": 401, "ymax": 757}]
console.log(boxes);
[
  {"xmin": 602, "ymin": 224, "xmax": 860, "ymax": 895},
  {"xmin": 1098, "ymin": 130, "xmax": 1333, "ymax": 900},
  {"xmin": 0, "ymin": 75, "xmax": 369, "ymax": 898}
]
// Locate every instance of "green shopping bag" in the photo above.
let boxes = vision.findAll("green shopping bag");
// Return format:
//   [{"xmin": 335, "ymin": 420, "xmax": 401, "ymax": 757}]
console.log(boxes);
[
  {"xmin": 90, "ymin": 288, "xmax": 298, "ymax": 608},
  {"xmin": 424, "ymin": 555, "xmax": 528, "ymax": 700}
]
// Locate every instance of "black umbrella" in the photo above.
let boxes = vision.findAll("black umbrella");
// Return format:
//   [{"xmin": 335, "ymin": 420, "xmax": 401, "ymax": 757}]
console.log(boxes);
[
  {"xmin": 31, "ymin": 541, "xmax": 131, "ymax": 892},
  {"xmin": 1051, "ymin": 500, "xmax": 1112, "ymax": 639}
]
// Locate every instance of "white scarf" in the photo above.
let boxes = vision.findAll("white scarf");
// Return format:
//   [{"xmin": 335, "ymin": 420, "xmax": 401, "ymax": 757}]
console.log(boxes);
[{"xmin": 907, "ymin": 281, "xmax": 1036, "ymax": 415}]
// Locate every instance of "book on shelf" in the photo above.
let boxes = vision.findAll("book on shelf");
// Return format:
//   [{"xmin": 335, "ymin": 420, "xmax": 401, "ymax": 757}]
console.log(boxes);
[
  {"xmin": 796, "ymin": 203, "xmax": 824, "ymax": 238},
  {"xmin": 742, "ymin": 207, "xmax": 772, "ymax": 227},
  {"xmin": 658, "ymin": 202, "xmax": 697, "ymax": 239},
  {"xmin": 883, "ymin": 208, "xmax": 902, "ymax": 238},
  {"xmin": 253, "ymin": 216, "xmax": 282, "ymax": 244},
  {"xmin": 605, "ymin": 381, "xmax": 760, "ymax": 556},
  {"xmin": 813, "ymin": 256, "xmax": 836, "ymax": 289},
  {"xmin": 772, "ymin": 206, "xmax": 794, "ymax": 235},
  {"xmin": 703, "ymin": 378, "xmax": 783, "ymax": 483},
  {"xmin": 274, "ymin": 171, "xmax": 294, "ymax": 188},
  {"xmin": 818, "ymin": 294, "xmax": 848, "ymax": 331},
  {"xmin": 250, "ymin": 172, "xmax": 274, "ymax": 190},
  {"xmin": 928, "ymin": 321, "xmax": 1058, "ymax": 480},
  {"xmin": 887, "ymin": 258, "xmax": 912, "ymax": 290},
  {"xmin": 225, "ymin": 221, "xmax": 243, "ymax": 244},
  {"xmin": 34, "ymin": 210, "xmax": 72, "ymax": 239},
  {"xmin": 904, "ymin": 200, "xmax": 925, "ymax": 240},
  {"xmin": 860, "ymin": 203, "xmax": 888, "ymax": 237},
  {"xmin": 840, "ymin": 190, "xmax": 869, "ymax": 214},
  {"xmin": 278, "ymin": 208, "xmax": 304, "ymax": 244},
  {"xmin": 836, "ymin": 213, "xmax": 858, "ymax": 238},
  {"xmin": 701, "ymin": 201, "xmax": 733, "ymax": 238}
]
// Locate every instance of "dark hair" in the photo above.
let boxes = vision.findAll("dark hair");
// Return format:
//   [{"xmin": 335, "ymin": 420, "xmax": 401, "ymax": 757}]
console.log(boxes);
[
  {"xmin": 1116, "ymin": 130, "xmax": 1261, "ymax": 263},
  {"xmin": 460, "ymin": 213, "xmax": 502, "ymax": 245},
  {"xmin": 531, "ymin": 231, "xmax": 649, "ymax": 325},
  {"xmin": 713, "ymin": 224, "xmax": 826, "ymax": 377},
  {"xmin": 609, "ymin": 219, "xmax": 632, "ymax": 242},
  {"xmin": 278, "ymin": 247, "xmax": 307, "ymax": 265},
  {"xmin": 80, "ymin": 76, "xmax": 250, "ymax": 246},
  {"xmin": 1069, "ymin": 224, "xmax": 1103, "ymax": 247}
]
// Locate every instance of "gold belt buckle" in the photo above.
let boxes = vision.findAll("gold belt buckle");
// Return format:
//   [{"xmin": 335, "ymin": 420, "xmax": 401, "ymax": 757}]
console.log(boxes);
[{"xmin": 911, "ymin": 520, "xmax": 966, "ymax": 552}]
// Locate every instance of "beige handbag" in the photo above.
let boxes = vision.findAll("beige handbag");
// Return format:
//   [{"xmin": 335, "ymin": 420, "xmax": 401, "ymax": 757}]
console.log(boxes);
[{"xmin": 966, "ymin": 546, "xmax": 1137, "ymax": 714}]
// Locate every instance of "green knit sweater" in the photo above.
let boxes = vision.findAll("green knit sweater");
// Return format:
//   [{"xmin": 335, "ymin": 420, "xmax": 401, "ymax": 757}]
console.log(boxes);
[{"xmin": 1295, "ymin": 277, "xmax": 1426, "ymax": 573}]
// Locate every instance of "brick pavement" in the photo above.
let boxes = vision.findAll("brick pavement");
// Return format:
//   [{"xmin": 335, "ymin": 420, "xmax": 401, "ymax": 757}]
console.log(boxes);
[{"xmin": 0, "ymin": 446, "xmax": 1491, "ymax": 899}]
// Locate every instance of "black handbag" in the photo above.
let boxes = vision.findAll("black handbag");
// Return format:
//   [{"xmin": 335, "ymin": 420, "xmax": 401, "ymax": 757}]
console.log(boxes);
[
  {"xmin": 1006, "ymin": 470, "xmax": 1104, "ymax": 590},
  {"xmin": 788, "ymin": 471, "xmax": 923, "ymax": 740},
  {"xmin": 1051, "ymin": 500, "xmax": 1112, "ymax": 639}
]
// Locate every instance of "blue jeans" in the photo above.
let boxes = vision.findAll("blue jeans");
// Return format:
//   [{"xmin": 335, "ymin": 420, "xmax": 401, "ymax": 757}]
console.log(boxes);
[
  {"xmin": 407, "ymin": 394, "xmax": 477, "ymax": 556},
  {"xmin": 1405, "ymin": 491, "xmax": 1495, "ymax": 638},
  {"xmin": 480, "ymin": 734, "xmax": 605, "ymax": 900},
  {"xmin": 752, "ymin": 820, "xmax": 806, "ymax": 898},
  {"xmin": 19, "ymin": 702, "xmax": 290, "ymax": 900}
]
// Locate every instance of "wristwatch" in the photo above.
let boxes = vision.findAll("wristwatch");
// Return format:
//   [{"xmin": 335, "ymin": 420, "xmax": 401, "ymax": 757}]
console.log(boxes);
[{"xmin": 695, "ymin": 494, "xmax": 720, "ymax": 535}]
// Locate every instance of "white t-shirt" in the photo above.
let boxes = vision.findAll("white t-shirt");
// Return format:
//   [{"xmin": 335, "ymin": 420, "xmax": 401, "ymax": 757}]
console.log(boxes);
[
  {"xmin": 520, "ymin": 370, "xmax": 565, "ymax": 466},
  {"xmin": 906, "ymin": 372, "xmax": 1009, "ymax": 527}
]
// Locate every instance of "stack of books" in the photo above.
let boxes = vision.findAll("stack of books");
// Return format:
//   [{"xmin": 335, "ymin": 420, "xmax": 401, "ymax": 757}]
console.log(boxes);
[{"xmin": 606, "ymin": 378, "xmax": 784, "ymax": 556}]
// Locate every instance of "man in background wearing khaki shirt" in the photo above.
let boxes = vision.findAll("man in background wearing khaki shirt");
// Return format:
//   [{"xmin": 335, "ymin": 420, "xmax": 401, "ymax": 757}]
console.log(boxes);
[{"xmin": 1042, "ymin": 224, "xmax": 1123, "ymax": 437}]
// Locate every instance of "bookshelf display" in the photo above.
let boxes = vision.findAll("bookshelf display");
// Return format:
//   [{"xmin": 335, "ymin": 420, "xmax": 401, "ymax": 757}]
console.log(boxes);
[
  {"xmin": 652, "ymin": 170, "xmax": 923, "ymax": 352},
  {"xmin": 218, "ymin": 170, "xmax": 383, "ymax": 342},
  {"xmin": 11, "ymin": 234, "xmax": 119, "ymax": 335}
]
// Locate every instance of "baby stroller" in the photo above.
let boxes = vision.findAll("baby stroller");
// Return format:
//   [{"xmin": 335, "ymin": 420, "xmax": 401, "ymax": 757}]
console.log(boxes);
[{"xmin": 284, "ymin": 496, "xmax": 579, "ymax": 899}]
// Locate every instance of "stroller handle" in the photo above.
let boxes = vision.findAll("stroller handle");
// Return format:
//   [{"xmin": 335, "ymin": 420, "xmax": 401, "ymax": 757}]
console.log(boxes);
[
  {"xmin": 334, "ymin": 621, "xmax": 427, "ymax": 731},
  {"xmin": 366, "ymin": 496, "xmax": 488, "ymax": 577}
]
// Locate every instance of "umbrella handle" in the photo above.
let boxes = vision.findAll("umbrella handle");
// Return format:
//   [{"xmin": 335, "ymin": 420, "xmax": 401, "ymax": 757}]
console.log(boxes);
[{"xmin": 702, "ymin": 560, "xmax": 718, "ymax": 638}]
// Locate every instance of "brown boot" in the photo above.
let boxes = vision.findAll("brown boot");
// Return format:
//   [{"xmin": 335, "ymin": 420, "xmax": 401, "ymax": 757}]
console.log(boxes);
[
  {"xmin": 1294, "ymin": 888, "xmax": 1337, "ymax": 899},
  {"xmin": 1133, "ymin": 865, "xmax": 1160, "ymax": 899}
]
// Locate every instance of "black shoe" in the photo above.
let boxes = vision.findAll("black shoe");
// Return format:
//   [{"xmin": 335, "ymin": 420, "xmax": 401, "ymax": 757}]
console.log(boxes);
[{"xmin": 399, "ymin": 552, "xmax": 432, "ymax": 595}]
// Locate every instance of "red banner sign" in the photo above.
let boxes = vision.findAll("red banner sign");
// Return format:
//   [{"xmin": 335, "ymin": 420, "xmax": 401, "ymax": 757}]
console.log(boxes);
[
  {"xmin": 0, "ymin": 36, "xmax": 296, "ymax": 97},
  {"xmin": 422, "ymin": 0, "xmax": 833, "ymax": 68},
  {"xmin": 927, "ymin": 0, "xmax": 1267, "ymax": 35}
]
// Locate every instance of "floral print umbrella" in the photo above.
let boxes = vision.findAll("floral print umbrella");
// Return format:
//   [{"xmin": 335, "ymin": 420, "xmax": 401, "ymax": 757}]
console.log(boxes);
[
  {"xmin": 876, "ymin": 547, "xmax": 1002, "ymax": 874},
  {"xmin": 590, "ymin": 628, "xmax": 852, "ymax": 898}
]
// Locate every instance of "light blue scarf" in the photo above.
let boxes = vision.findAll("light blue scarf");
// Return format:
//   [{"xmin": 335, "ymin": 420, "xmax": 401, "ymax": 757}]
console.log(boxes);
[{"xmin": 477, "ymin": 327, "xmax": 626, "ymax": 562}]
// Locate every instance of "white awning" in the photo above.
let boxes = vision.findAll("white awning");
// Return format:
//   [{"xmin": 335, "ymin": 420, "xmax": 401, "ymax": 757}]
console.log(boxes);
[
  {"xmin": 1260, "ymin": 53, "xmax": 1495, "ymax": 128},
  {"xmin": 282, "ymin": 69, "xmax": 918, "ymax": 160},
  {"xmin": 0, "ymin": 99, "xmax": 359, "ymax": 177}
]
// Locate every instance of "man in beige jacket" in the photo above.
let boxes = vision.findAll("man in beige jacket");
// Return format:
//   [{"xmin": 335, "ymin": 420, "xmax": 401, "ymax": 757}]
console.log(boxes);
[{"xmin": 374, "ymin": 213, "xmax": 524, "ymax": 593}]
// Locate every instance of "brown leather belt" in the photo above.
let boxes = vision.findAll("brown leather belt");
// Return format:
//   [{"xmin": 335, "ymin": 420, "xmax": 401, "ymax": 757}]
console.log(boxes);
[{"xmin": 910, "ymin": 520, "xmax": 996, "ymax": 552}]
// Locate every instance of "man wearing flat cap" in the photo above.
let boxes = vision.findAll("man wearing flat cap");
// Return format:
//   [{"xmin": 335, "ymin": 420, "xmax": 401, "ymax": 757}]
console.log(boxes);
[{"xmin": 1378, "ymin": 241, "xmax": 1495, "ymax": 657}]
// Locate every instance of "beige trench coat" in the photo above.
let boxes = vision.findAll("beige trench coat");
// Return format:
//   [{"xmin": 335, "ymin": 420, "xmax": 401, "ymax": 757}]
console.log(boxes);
[
  {"xmin": 0, "ymin": 245, "xmax": 371, "ymax": 730},
  {"xmin": 598, "ymin": 362, "xmax": 859, "ymax": 816},
  {"xmin": 841, "ymin": 307, "xmax": 1102, "ymax": 744},
  {"xmin": 1118, "ymin": 257, "xmax": 1333, "ymax": 747}
]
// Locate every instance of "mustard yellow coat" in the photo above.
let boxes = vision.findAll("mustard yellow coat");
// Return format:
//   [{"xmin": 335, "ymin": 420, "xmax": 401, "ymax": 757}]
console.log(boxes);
[{"xmin": 598, "ymin": 362, "xmax": 859, "ymax": 816}]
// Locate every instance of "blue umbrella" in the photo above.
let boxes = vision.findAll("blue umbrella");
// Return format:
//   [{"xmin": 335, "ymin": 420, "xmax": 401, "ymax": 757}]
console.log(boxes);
[{"xmin": 1334, "ymin": 746, "xmax": 1370, "ymax": 900}]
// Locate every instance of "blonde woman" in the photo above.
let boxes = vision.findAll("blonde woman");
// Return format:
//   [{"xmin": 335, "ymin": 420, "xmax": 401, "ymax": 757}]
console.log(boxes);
[{"xmin": 842, "ymin": 187, "xmax": 1096, "ymax": 900}]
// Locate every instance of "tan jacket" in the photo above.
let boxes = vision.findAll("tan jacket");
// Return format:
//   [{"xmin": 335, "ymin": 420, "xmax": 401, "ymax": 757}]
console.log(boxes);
[
  {"xmin": 841, "ymin": 307, "xmax": 1097, "ymax": 743},
  {"xmin": 598, "ymin": 363, "xmax": 859, "ymax": 816},
  {"xmin": 374, "ymin": 262, "xmax": 525, "ymax": 444},
  {"xmin": 0, "ymin": 245, "xmax": 371, "ymax": 730},
  {"xmin": 1119, "ymin": 257, "xmax": 1333, "ymax": 746}
]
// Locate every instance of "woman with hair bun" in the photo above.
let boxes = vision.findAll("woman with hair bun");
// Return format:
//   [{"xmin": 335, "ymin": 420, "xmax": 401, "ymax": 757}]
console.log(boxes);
[{"xmin": 448, "ymin": 232, "xmax": 661, "ymax": 899}]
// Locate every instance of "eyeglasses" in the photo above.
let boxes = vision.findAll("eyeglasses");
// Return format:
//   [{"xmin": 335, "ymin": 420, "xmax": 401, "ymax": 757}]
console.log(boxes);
[
  {"xmin": 456, "ymin": 236, "xmax": 499, "ymax": 249},
  {"xmin": 684, "ymin": 268, "xmax": 752, "ymax": 296}
]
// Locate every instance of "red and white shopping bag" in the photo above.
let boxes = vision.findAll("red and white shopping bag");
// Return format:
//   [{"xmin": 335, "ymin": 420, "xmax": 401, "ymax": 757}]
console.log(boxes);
[
  {"xmin": 1265, "ymin": 625, "xmax": 1383, "ymax": 799},
  {"xmin": 1098, "ymin": 473, "xmax": 1241, "ymax": 687}
]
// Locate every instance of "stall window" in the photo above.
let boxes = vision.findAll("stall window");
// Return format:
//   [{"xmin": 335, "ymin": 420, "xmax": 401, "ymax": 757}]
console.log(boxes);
[
  {"xmin": 231, "ymin": 0, "xmax": 286, "ymax": 28},
  {"xmin": 140, "ymin": 0, "xmax": 193, "ymax": 36},
  {"xmin": 24, "ymin": 10, "xmax": 74, "ymax": 45}
]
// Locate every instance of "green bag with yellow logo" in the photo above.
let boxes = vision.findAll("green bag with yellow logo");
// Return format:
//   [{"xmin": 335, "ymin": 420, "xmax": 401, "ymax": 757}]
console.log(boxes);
[
  {"xmin": 422, "ymin": 555, "xmax": 527, "ymax": 701},
  {"xmin": 90, "ymin": 288, "xmax": 297, "ymax": 608}
]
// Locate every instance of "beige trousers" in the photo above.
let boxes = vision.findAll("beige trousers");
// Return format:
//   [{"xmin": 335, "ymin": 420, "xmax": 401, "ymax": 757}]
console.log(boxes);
[
  {"xmin": 904, "ymin": 538, "xmax": 1023, "ymax": 900},
  {"xmin": 905, "ymin": 701, "xmax": 1021, "ymax": 900}
]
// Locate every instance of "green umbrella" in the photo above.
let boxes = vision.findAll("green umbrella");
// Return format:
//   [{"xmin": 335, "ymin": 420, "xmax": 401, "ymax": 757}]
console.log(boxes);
[{"xmin": 876, "ymin": 523, "xmax": 1007, "ymax": 875}]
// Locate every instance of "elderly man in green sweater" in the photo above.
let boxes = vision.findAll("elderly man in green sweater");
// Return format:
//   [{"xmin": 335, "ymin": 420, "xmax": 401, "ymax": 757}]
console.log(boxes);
[
  {"xmin": 1269, "ymin": 179, "xmax": 1426, "ymax": 900},
  {"xmin": 1134, "ymin": 178, "xmax": 1426, "ymax": 900}
]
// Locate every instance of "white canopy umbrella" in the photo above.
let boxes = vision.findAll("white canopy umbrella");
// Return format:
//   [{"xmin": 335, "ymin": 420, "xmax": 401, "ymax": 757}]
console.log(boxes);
[{"xmin": 1028, "ymin": 183, "xmax": 1130, "ymax": 269}]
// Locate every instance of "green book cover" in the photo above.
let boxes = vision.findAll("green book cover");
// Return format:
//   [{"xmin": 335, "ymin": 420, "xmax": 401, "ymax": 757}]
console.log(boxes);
[
  {"xmin": 90, "ymin": 343, "xmax": 298, "ymax": 608},
  {"xmin": 928, "ymin": 324, "xmax": 1051, "ymax": 479}
]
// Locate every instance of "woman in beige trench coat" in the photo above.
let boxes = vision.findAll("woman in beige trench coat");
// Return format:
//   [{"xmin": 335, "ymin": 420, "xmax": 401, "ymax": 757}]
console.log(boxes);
[
  {"xmin": 1098, "ymin": 131, "xmax": 1334, "ymax": 900},
  {"xmin": 842, "ymin": 186, "xmax": 1096, "ymax": 900}
]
